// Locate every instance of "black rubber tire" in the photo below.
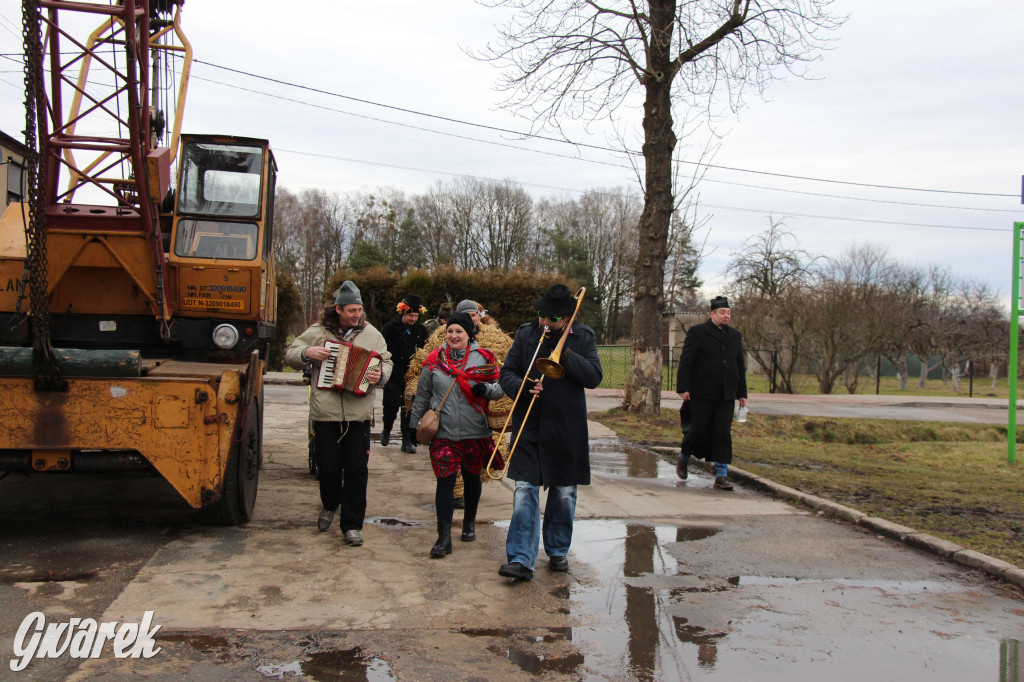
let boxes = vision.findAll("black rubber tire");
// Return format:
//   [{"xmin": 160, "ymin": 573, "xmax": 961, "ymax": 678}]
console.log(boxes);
[{"xmin": 200, "ymin": 397, "xmax": 261, "ymax": 526}]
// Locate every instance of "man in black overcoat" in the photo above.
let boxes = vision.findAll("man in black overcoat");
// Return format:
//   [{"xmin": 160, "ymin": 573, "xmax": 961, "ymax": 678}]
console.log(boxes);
[
  {"xmin": 675, "ymin": 296, "xmax": 748, "ymax": 490},
  {"xmin": 496, "ymin": 284, "xmax": 603, "ymax": 581},
  {"xmin": 381, "ymin": 293, "xmax": 429, "ymax": 453}
]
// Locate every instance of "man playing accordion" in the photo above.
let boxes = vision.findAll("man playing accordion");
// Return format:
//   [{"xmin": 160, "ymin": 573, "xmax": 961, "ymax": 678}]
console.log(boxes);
[{"xmin": 287, "ymin": 280, "xmax": 393, "ymax": 547}]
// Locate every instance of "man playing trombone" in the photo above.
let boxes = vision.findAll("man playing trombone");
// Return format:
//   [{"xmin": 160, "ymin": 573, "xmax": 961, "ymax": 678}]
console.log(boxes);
[{"xmin": 496, "ymin": 284, "xmax": 603, "ymax": 580}]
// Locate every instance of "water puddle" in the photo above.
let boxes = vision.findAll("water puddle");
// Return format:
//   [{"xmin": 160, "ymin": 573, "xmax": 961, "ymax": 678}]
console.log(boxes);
[
  {"xmin": 459, "ymin": 627, "xmax": 583, "ymax": 675},
  {"xmin": 559, "ymin": 519, "xmax": 1024, "ymax": 680},
  {"xmin": 300, "ymin": 647, "xmax": 395, "ymax": 680},
  {"xmin": 589, "ymin": 440, "xmax": 677, "ymax": 480},
  {"xmin": 159, "ymin": 632, "xmax": 231, "ymax": 652},
  {"xmin": 488, "ymin": 644, "xmax": 585, "ymax": 675},
  {"xmin": 365, "ymin": 517, "xmax": 424, "ymax": 527}
]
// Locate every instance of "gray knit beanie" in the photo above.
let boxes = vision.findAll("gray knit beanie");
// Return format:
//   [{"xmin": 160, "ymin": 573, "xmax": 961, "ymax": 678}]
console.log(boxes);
[
  {"xmin": 334, "ymin": 280, "xmax": 362, "ymax": 307},
  {"xmin": 455, "ymin": 299, "xmax": 478, "ymax": 315}
]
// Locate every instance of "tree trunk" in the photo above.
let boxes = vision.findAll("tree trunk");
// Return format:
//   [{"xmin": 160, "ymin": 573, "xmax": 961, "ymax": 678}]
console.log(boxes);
[
  {"xmin": 624, "ymin": 0, "xmax": 676, "ymax": 415},
  {"xmin": 917, "ymin": 354, "xmax": 928, "ymax": 389},
  {"xmin": 895, "ymin": 352, "xmax": 908, "ymax": 391},
  {"xmin": 990, "ymin": 360, "xmax": 999, "ymax": 391}
]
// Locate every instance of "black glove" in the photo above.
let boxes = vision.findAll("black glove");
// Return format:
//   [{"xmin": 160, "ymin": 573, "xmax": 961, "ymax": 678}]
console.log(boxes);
[{"xmin": 471, "ymin": 382, "xmax": 488, "ymax": 397}]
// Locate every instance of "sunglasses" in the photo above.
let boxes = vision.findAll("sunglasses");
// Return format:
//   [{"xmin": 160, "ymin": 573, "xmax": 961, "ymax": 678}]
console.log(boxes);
[{"xmin": 537, "ymin": 311, "xmax": 565, "ymax": 322}]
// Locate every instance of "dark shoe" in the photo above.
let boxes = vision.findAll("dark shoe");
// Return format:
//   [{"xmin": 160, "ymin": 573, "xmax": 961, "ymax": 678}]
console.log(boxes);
[
  {"xmin": 344, "ymin": 529, "xmax": 363, "ymax": 546},
  {"xmin": 676, "ymin": 456, "xmax": 688, "ymax": 480},
  {"xmin": 380, "ymin": 431, "xmax": 390, "ymax": 446},
  {"xmin": 401, "ymin": 441, "xmax": 417, "ymax": 454},
  {"xmin": 498, "ymin": 562, "xmax": 534, "ymax": 580},
  {"xmin": 430, "ymin": 522, "xmax": 453, "ymax": 558},
  {"xmin": 549, "ymin": 556, "xmax": 569, "ymax": 572},
  {"xmin": 461, "ymin": 519, "xmax": 475, "ymax": 542},
  {"xmin": 453, "ymin": 497, "xmax": 465, "ymax": 510},
  {"xmin": 713, "ymin": 477, "xmax": 734, "ymax": 491},
  {"xmin": 317, "ymin": 507, "xmax": 335, "ymax": 532}
]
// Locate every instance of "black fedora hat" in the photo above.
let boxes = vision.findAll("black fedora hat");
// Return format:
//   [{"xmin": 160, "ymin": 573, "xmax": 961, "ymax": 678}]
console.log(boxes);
[
  {"xmin": 402, "ymin": 293, "xmax": 423, "ymax": 309},
  {"xmin": 532, "ymin": 284, "xmax": 574, "ymax": 317}
]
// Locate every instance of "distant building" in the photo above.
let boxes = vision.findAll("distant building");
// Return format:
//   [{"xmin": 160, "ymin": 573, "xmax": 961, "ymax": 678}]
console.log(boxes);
[
  {"xmin": 0, "ymin": 129, "xmax": 30, "ymax": 213},
  {"xmin": 663, "ymin": 308, "xmax": 706, "ymax": 350}
]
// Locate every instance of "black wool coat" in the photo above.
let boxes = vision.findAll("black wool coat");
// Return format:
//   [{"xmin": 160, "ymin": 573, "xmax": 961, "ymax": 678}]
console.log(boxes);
[
  {"xmin": 499, "ymin": 320, "xmax": 603, "ymax": 486},
  {"xmin": 381, "ymin": 318, "xmax": 429, "ymax": 406},
  {"xmin": 675, "ymin": 319, "xmax": 747, "ymax": 400}
]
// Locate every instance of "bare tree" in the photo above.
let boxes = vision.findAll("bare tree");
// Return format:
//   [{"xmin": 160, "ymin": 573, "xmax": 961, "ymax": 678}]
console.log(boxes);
[
  {"xmin": 272, "ymin": 187, "xmax": 348, "ymax": 323},
  {"xmin": 476, "ymin": 179, "xmax": 535, "ymax": 270},
  {"xmin": 479, "ymin": 0, "xmax": 843, "ymax": 413},
  {"xmin": 535, "ymin": 188, "xmax": 643, "ymax": 341},
  {"xmin": 874, "ymin": 264, "xmax": 927, "ymax": 391},
  {"xmin": 347, "ymin": 189, "xmax": 423, "ymax": 272},
  {"xmin": 412, "ymin": 177, "xmax": 535, "ymax": 271},
  {"xmin": 909, "ymin": 265, "xmax": 957, "ymax": 390},
  {"xmin": 805, "ymin": 245, "xmax": 893, "ymax": 394},
  {"xmin": 726, "ymin": 218, "xmax": 815, "ymax": 299},
  {"xmin": 415, "ymin": 181, "xmax": 459, "ymax": 267},
  {"xmin": 726, "ymin": 219, "xmax": 815, "ymax": 392},
  {"xmin": 940, "ymin": 277, "xmax": 1002, "ymax": 394}
]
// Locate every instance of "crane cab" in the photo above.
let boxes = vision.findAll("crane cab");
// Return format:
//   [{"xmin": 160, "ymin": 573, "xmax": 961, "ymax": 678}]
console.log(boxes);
[{"xmin": 167, "ymin": 135, "xmax": 277, "ymax": 361}]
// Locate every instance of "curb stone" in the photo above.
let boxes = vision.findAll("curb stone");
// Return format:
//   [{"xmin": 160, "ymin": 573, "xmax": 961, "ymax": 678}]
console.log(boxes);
[{"xmin": 904, "ymin": 533, "xmax": 962, "ymax": 559}]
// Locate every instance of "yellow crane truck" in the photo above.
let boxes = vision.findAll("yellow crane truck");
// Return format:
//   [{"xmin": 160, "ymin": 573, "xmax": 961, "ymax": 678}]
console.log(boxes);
[{"xmin": 0, "ymin": 0, "xmax": 276, "ymax": 524}]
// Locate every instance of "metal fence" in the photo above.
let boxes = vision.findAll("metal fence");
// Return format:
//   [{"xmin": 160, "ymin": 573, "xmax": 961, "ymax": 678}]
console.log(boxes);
[
  {"xmin": 598, "ymin": 346, "xmax": 992, "ymax": 396},
  {"xmin": 595, "ymin": 345, "xmax": 773, "ymax": 393}
]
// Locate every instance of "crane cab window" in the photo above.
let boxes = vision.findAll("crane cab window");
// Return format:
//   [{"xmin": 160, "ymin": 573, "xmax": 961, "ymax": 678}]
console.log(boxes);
[
  {"xmin": 174, "ymin": 219, "xmax": 258, "ymax": 260},
  {"xmin": 178, "ymin": 142, "xmax": 263, "ymax": 218}
]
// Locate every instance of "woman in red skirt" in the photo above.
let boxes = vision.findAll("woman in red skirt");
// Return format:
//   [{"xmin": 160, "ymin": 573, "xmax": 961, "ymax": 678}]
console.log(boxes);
[{"xmin": 410, "ymin": 312, "xmax": 505, "ymax": 557}]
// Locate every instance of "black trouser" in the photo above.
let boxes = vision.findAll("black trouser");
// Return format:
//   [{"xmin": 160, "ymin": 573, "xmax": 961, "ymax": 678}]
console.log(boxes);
[
  {"xmin": 313, "ymin": 420, "xmax": 370, "ymax": 530},
  {"xmin": 382, "ymin": 388, "xmax": 408, "ymax": 438}
]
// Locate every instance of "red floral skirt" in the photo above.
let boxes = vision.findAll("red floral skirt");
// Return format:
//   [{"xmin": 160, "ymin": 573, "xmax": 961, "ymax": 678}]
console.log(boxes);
[{"xmin": 429, "ymin": 436, "xmax": 502, "ymax": 479}]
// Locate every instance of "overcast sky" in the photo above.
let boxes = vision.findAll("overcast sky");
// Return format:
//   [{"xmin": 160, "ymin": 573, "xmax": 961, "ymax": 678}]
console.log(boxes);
[{"xmin": 1, "ymin": 1, "xmax": 1022, "ymax": 305}]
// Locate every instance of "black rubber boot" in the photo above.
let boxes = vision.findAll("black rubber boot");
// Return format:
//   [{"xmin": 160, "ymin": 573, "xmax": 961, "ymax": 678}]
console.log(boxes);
[
  {"xmin": 401, "ymin": 427, "xmax": 418, "ymax": 453},
  {"xmin": 461, "ymin": 518, "xmax": 475, "ymax": 542},
  {"xmin": 380, "ymin": 418, "xmax": 393, "ymax": 446},
  {"xmin": 430, "ymin": 522, "xmax": 452, "ymax": 558}
]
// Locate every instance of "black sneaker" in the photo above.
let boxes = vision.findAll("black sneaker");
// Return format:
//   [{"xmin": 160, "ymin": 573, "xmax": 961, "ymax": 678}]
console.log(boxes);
[
  {"xmin": 317, "ymin": 507, "xmax": 335, "ymax": 532},
  {"xmin": 549, "ymin": 556, "xmax": 569, "ymax": 572},
  {"xmin": 498, "ymin": 562, "xmax": 534, "ymax": 580},
  {"xmin": 380, "ymin": 432, "xmax": 390, "ymax": 446}
]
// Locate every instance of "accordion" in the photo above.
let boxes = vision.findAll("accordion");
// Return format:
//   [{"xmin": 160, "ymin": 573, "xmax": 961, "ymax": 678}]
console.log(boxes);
[{"xmin": 315, "ymin": 340, "xmax": 384, "ymax": 396}]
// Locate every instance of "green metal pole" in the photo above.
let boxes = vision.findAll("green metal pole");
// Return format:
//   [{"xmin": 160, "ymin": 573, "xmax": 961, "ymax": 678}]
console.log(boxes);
[{"xmin": 1010, "ymin": 222, "xmax": 1022, "ymax": 463}]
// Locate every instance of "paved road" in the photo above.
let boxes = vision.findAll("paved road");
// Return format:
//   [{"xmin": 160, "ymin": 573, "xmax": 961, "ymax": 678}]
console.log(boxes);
[
  {"xmin": 0, "ymin": 383, "xmax": 1021, "ymax": 680},
  {"xmin": 588, "ymin": 388, "xmax": 1018, "ymax": 425}
]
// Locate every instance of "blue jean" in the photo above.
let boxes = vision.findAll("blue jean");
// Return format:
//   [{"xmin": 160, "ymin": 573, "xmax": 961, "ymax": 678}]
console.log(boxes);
[
  {"xmin": 505, "ymin": 481, "xmax": 577, "ymax": 569},
  {"xmin": 679, "ymin": 452, "xmax": 728, "ymax": 478}
]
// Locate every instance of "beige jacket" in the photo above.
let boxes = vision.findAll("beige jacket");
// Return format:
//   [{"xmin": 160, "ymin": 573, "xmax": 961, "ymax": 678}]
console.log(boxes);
[{"xmin": 285, "ymin": 322, "xmax": 393, "ymax": 423}]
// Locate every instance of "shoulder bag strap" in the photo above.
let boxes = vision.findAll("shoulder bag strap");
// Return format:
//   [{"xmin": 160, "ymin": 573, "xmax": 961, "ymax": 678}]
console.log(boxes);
[{"xmin": 435, "ymin": 374, "xmax": 458, "ymax": 411}]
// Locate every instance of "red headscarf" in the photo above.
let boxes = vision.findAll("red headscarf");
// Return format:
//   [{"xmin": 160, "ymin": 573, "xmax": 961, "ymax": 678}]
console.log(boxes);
[{"xmin": 422, "ymin": 345, "xmax": 498, "ymax": 413}]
